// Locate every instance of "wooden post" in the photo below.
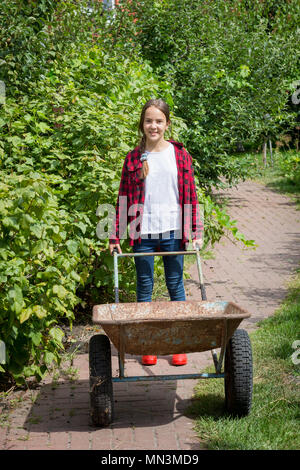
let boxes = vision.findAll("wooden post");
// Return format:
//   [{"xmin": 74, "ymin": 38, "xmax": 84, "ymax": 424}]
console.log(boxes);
[
  {"xmin": 296, "ymin": 126, "xmax": 300, "ymax": 152},
  {"xmin": 269, "ymin": 139, "xmax": 273, "ymax": 166},
  {"xmin": 263, "ymin": 139, "xmax": 267, "ymax": 168}
]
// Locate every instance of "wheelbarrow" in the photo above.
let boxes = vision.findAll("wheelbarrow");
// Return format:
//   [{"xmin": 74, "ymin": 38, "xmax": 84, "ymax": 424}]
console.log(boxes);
[{"xmin": 89, "ymin": 249, "xmax": 253, "ymax": 426}]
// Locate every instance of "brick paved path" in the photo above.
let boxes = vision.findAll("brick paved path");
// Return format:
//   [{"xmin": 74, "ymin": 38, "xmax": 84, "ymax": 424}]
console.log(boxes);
[{"xmin": 1, "ymin": 181, "xmax": 300, "ymax": 450}]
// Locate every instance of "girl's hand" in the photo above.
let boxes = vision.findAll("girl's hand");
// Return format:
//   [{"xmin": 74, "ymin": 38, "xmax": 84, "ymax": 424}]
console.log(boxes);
[
  {"xmin": 192, "ymin": 239, "xmax": 203, "ymax": 250},
  {"xmin": 185, "ymin": 239, "xmax": 203, "ymax": 250},
  {"xmin": 109, "ymin": 243, "xmax": 122, "ymax": 255}
]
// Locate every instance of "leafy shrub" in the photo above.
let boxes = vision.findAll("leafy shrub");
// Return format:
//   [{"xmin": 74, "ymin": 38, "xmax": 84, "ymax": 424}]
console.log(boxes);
[
  {"xmin": 0, "ymin": 1, "xmax": 189, "ymax": 383},
  {"xmin": 0, "ymin": 171, "xmax": 86, "ymax": 383},
  {"xmin": 276, "ymin": 151, "xmax": 300, "ymax": 184},
  {"xmin": 113, "ymin": 0, "xmax": 300, "ymax": 188},
  {"xmin": 0, "ymin": 0, "xmax": 255, "ymax": 384}
]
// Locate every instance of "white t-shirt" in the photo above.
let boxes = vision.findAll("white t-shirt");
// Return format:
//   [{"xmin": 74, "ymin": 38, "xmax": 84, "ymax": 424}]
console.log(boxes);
[{"xmin": 141, "ymin": 143, "xmax": 181, "ymax": 235}]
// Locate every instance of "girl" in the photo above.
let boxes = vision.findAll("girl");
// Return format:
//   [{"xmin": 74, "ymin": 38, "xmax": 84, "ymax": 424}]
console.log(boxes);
[{"xmin": 109, "ymin": 99, "xmax": 203, "ymax": 366}]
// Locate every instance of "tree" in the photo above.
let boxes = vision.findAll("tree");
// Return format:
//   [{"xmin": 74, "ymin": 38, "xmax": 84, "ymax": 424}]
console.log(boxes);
[{"xmin": 112, "ymin": 0, "xmax": 300, "ymax": 188}]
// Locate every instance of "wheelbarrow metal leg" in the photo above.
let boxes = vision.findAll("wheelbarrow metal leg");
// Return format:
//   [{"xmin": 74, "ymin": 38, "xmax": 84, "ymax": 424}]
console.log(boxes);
[
  {"xmin": 210, "ymin": 320, "xmax": 228, "ymax": 374},
  {"xmin": 114, "ymin": 249, "xmax": 124, "ymax": 378},
  {"xmin": 215, "ymin": 318, "xmax": 227, "ymax": 374},
  {"xmin": 211, "ymin": 349, "xmax": 219, "ymax": 370},
  {"xmin": 118, "ymin": 325, "xmax": 126, "ymax": 379}
]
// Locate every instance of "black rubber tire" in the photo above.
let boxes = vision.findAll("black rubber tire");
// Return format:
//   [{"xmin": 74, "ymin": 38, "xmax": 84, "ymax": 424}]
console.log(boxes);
[
  {"xmin": 224, "ymin": 329, "xmax": 253, "ymax": 417},
  {"xmin": 89, "ymin": 334, "xmax": 114, "ymax": 426}
]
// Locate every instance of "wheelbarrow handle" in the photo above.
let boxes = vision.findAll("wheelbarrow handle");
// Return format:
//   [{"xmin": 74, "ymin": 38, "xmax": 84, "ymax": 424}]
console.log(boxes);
[
  {"xmin": 114, "ymin": 250, "xmax": 199, "ymax": 257},
  {"xmin": 195, "ymin": 247, "xmax": 207, "ymax": 301},
  {"xmin": 113, "ymin": 247, "xmax": 207, "ymax": 302},
  {"xmin": 113, "ymin": 248, "xmax": 120, "ymax": 303}
]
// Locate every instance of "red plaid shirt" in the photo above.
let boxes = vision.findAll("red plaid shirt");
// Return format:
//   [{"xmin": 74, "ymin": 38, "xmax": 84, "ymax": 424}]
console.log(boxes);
[{"xmin": 109, "ymin": 140, "xmax": 203, "ymax": 248}]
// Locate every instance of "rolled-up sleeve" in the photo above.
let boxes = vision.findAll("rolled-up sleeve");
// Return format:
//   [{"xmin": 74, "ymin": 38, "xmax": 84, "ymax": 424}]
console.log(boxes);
[
  {"xmin": 109, "ymin": 158, "xmax": 129, "ymax": 244},
  {"xmin": 187, "ymin": 153, "xmax": 204, "ymax": 240}
]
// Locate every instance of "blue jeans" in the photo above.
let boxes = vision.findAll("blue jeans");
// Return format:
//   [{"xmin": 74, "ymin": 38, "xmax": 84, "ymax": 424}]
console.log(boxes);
[{"xmin": 133, "ymin": 230, "xmax": 186, "ymax": 302}]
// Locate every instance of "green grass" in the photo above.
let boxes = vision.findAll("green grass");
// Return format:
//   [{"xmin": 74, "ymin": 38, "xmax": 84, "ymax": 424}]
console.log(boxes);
[
  {"xmin": 189, "ymin": 150, "xmax": 300, "ymax": 449},
  {"xmin": 237, "ymin": 149, "xmax": 300, "ymax": 210},
  {"xmin": 189, "ymin": 271, "xmax": 300, "ymax": 450}
]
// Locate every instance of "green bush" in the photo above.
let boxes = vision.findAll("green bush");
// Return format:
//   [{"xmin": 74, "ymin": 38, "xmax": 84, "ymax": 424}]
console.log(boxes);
[
  {"xmin": 276, "ymin": 151, "xmax": 300, "ymax": 184},
  {"xmin": 0, "ymin": 1, "xmax": 176, "ymax": 383},
  {"xmin": 0, "ymin": 0, "xmax": 255, "ymax": 384},
  {"xmin": 0, "ymin": 171, "xmax": 83, "ymax": 382},
  {"xmin": 113, "ymin": 0, "xmax": 300, "ymax": 188}
]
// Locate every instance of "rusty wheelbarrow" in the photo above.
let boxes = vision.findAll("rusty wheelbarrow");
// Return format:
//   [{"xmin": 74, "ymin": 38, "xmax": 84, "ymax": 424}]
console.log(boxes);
[{"xmin": 89, "ymin": 249, "xmax": 253, "ymax": 426}]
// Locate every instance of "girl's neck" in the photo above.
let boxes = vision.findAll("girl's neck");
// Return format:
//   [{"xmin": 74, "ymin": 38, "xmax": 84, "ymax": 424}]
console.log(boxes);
[{"xmin": 145, "ymin": 139, "xmax": 170, "ymax": 153}]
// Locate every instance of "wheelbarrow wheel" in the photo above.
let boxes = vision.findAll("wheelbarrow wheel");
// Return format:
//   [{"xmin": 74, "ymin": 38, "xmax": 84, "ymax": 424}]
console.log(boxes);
[
  {"xmin": 89, "ymin": 334, "xmax": 114, "ymax": 426},
  {"xmin": 224, "ymin": 329, "xmax": 253, "ymax": 417}
]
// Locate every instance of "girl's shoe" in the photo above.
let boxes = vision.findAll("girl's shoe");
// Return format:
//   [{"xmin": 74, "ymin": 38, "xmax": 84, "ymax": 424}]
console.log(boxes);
[
  {"xmin": 172, "ymin": 354, "xmax": 187, "ymax": 366},
  {"xmin": 142, "ymin": 355, "xmax": 157, "ymax": 365}
]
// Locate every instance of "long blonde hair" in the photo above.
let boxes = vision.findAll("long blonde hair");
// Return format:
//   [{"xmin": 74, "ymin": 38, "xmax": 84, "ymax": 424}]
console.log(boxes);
[{"xmin": 138, "ymin": 99, "xmax": 171, "ymax": 179}]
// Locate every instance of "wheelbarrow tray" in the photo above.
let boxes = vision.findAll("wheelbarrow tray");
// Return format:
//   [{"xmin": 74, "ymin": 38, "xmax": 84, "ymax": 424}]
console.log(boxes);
[{"xmin": 92, "ymin": 300, "xmax": 250, "ymax": 355}]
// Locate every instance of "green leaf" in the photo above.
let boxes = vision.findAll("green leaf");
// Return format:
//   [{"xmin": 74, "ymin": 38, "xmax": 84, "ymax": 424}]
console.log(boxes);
[
  {"xmin": 30, "ymin": 224, "xmax": 43, "ymax": 238},
  {"xmin": 24, "ymin": 133, "xmax": 35, "ymax": 143},
  {"xmin": 32, "ymin": 240, "xmax": 48, "ymax": 255},
  {"xmin": 66, "ymin": 240, "xmax": 79, "ymax": 254},
  {"xmin": 2, "ymin": 216, "xmax": 20, "ymax": 230},
  {"xmin": 19, "ymin": 307, "xmax": 32, "ymax": 324},
  {"xmin": 36, "ymin": 122, "xmax": 51, "ymax": 133},
  {"xmin": 53, "ymin": 284, "xmax": 67, "ymax": 298},
  {"xmin": 70, "ymin": 270, "xmax": 81, "ymax": 282},
  {"xmin": 49, "ymin": 327, "xmax": 64, "ymax": 343},
  {"xmin": 44, "ymin": 351, "xmax": 56, "ymax": 365},
  {"xmin": 8, "ymin": 285, "xmax": 24, "ymax": 314},
  {"xmin": 23, "ymin": 114, "xmax": 33, "ymax": 123},
  {"xmin": 7, "ymin": 136, "xmax": 22, "ymax": 147},
  {"xmin": 76, "ymin": 222, "xmax": 87, "ymax": 234},
  {"xmin": 32, "ymin": 305, "xmax": 47, "ymax": 319},
  {"xmin": 20, "ymin": 213, "xmax": 35, "ymax": 229},
  {"xmin": 29, "ymin": 331, "xmax": 42, "ymax": 346}
]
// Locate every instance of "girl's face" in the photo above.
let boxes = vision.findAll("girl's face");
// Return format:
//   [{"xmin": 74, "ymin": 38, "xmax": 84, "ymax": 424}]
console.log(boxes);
[{"xmin": 143, "ymin": 106, "xmax": 170, "ymax": 146}]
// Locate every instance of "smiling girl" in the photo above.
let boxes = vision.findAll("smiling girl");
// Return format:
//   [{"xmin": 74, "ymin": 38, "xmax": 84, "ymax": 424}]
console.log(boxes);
[{"xmin": 109, "ymin": 99, "xmax": 203, "ymax": 366}]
